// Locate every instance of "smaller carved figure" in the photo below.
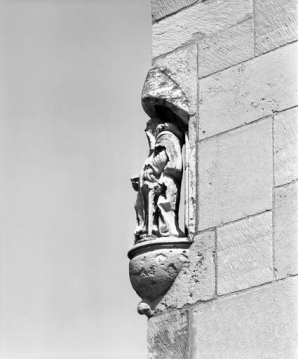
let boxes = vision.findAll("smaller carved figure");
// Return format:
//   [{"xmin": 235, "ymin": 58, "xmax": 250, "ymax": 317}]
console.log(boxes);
[{"xmin": 131, "ymin": 119, "xmax": 185, "ymax": 242}]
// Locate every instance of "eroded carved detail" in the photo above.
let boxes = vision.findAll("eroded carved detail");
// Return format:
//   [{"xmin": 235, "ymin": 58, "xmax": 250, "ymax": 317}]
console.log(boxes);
[
  {"xmin": 128, "ymin": 67, "xmax": 193, "ymax": 317},
  {"xmin": 131, "ymin": 119, "xmax": 185, "ymax": 243}
]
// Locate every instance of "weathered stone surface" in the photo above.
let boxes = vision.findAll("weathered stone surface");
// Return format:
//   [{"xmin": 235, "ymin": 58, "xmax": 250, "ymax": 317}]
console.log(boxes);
[
  {"xmin": 275, "ymin": 181, "xmax": 298, "ymax": 279},
  {"xmin": 187, "ymin": 231, "xmax": 215, "ymax": 303},
  {"xmin": 198, "ymin": 118, "xmax": 273, "ymax": 230},
  {"xmin": 129, "ymin": 240, "xmax": 190, "ymax": 315},
  {"xmin": 217, "ymin": 212, "xmax": 273, "ymax": 295},
  {"xmin": 148, "ymin": 309, "xmax": 189, "ymax": 359},
  {"xmin": 132, "ymin": 118, "xmax": 185, "ymax": 241},
  {"xmin": 155, "ymin": 231, "xmax": 215, "ymax": 313},
  {"xmin": 153, "ymin": 45, "xmax": 197, "ymax": 114},
  {"xmin": 190, "ymin": 277, "xmax": 298, "ymax": 358},
  {"xmin": 152, "ymin": 0, "xmax": 253, "ymax": 58},
  {"xmin": 185, "ymin": 140, "xmax": 196, "ymax": 234},
  {"xmin": 198, "ymin": 19, "xmax": 254, "ymax": 78},
  {"xmin": 185, "ymin": 116, "xmax": 197, "ymax": 235},
  {"xmin": 255, "ymin": 0, "xmax": 298, "ymax": 56},
  {"xmin": 199, "ymin": 42, "xmax": 298, "ymax": 139},
  {"xmin": 142, "ymin": 68, "xmax": 190, "ymax": 128},
  {"xmin": 151, "ymin": 0, "xmax": 198, "ymax": 23},
  {"xmin": 274, "ymin": 107, "xmax": 298, "ymax": 187}
]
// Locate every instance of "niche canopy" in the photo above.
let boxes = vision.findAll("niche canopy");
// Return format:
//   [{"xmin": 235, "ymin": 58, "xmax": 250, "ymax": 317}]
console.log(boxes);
[{"xmin": 141, "ymin": 67, "xmax": 190, "ymax": 129}]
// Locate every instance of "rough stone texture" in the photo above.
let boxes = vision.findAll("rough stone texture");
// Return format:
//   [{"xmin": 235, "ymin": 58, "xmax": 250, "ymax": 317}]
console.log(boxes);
[
  {"xmin": 129, "ymin": 247, "xmax": 189, "ymax": 303},
  {"xmin": 190, "ymin": 276, "xmax": 298, "ymax": 359},
  {"xmin": 185, "ymin": 115, "xmax": 197, "ymax": 234},
  {"xmin": 274, "ymin": 107, "xmax": 298, "ymax": 187},
  {"xmin": 198, "ymin": 19, "xmax": 254, "ymax": 78},
  {"xmin": 151, "ymin": 0, "xmax": 198, "ymax": 23},
  {"xmin": 185, "ymin": 143, "xmax": 196, "ymax": 234},
  {"xmin": 275, "ymin": 181, "xmax": 298, "ymax": 279},
  {"xmin": 155, "ymin": 231, "xmax": 215, "ymax": 313},
  {"xmin": 153, "ymin": 44, "xmax": 197, "ymax": 114},
  {"xmin": 152, "ymin": 0, "xmax": 253, "ymax": 58},
  {"xmin": 187, "ymin": 231, "xmax": 215, "ymax": 303},
  {"xmin": 255, "ymin": 0, "xmax": 298, "ymax": 56},
  {"xmin": 142, "ymin": 68, "xmax": 190, "ymax": 127},
  {"xmin": 199, "ymin": 42, "xmax": 298, "ymax": 139},
  {"xmin": 148, "ymin": 309, "xmax": 189, "ymax": 359},
  {"xmin": 217, "ymin": 212, "xmax": 273, "ymax": 295},
  {"xmin": 198, "ymin": 118, "xmax": 272, "ymax": 231}
]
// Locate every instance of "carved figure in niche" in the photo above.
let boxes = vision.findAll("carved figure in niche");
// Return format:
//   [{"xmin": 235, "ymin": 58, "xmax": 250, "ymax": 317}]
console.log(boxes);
[{"xmin": 131, "ymin": 119, "xmax": 185, "ymax": 243}]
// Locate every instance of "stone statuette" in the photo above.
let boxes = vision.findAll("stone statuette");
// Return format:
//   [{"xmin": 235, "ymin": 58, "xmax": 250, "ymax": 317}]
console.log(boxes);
[
  {"xmin": 128, "ymin": 66, "xmax": 192, "ymax": 317},
  {"xmin": 131, "ymin": 119, "xmax": 185, "ymax": 243}
]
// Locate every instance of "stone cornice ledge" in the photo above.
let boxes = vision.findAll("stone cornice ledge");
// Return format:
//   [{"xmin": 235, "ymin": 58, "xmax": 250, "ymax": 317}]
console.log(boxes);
[{"xmin": 128, "ymin": 237, "xmax": 192, "ymax": 259}]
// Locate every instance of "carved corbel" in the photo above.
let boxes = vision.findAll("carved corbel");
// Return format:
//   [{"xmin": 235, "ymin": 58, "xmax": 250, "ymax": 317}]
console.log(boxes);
[{"xmin": 128, "ymin": 67, "xmax": 193, "ymax": 317}]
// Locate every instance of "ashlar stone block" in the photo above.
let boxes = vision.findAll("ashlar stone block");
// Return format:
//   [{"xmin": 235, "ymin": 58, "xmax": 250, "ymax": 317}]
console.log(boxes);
[
  {"xmin": 148, "ymin": 309, "xmax": 189, "ymax": 359},
  {"xmin": 155, "ymin": 231, "xmax": 215, "ymax": 313},
  {"xmin": 188, "ymin": 231, "xmax": 215, "ymax": 303},
  {"xmin": 152, "ymin": 0, "xmax": 253, "ymax": 58},
  {"xmin": 190, "ymin": 277, "xmax": 298, "ymax": 359},
  {"xmin": 153, "ymin": 45, "xmax": 197, "ymax": 115},
  {"xmin": 198, "ymin": 19, "xmax": 254, "ymax": 78},
  {"xmin": 275, "ymin": 181, "xmax": 298, "ymax": 279},
  {"xmin": 151, "ymin": 0, "xmax": 198, "ymax": 23},
  {"xmin": 199, "ymin": 42, "xmax": 298, "ymax": 139},
  {"xmin": 198, "ymin": 118, "xmax": 273, "ymax": 231},
  {"xmin": 255, "ymin": 0, "xmax": 298, "ymax": 56},
  {"xmin": 274, "ymin": 107, "xmax": 298, "ymax": 187},
  {"xmin": 217, "ymin": 212, "xmax": 273, "ymax": 295}
]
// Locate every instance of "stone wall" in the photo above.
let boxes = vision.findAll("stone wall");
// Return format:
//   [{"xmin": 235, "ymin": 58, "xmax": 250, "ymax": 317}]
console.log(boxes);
[{"xmin": 147, "ymin": 0, "xmax": 298, "ymax": 357}]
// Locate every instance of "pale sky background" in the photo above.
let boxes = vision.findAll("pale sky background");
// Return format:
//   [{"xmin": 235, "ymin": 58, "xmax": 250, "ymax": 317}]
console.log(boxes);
[{"xmin": 0, "ymin": 0, "xmax": 151, "ymax": 358}]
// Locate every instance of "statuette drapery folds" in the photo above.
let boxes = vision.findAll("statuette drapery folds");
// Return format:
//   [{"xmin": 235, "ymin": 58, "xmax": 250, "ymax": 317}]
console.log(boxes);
[{"xmin": 132, "ymin": 120, "xmax": 185, "ymax": 243}]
